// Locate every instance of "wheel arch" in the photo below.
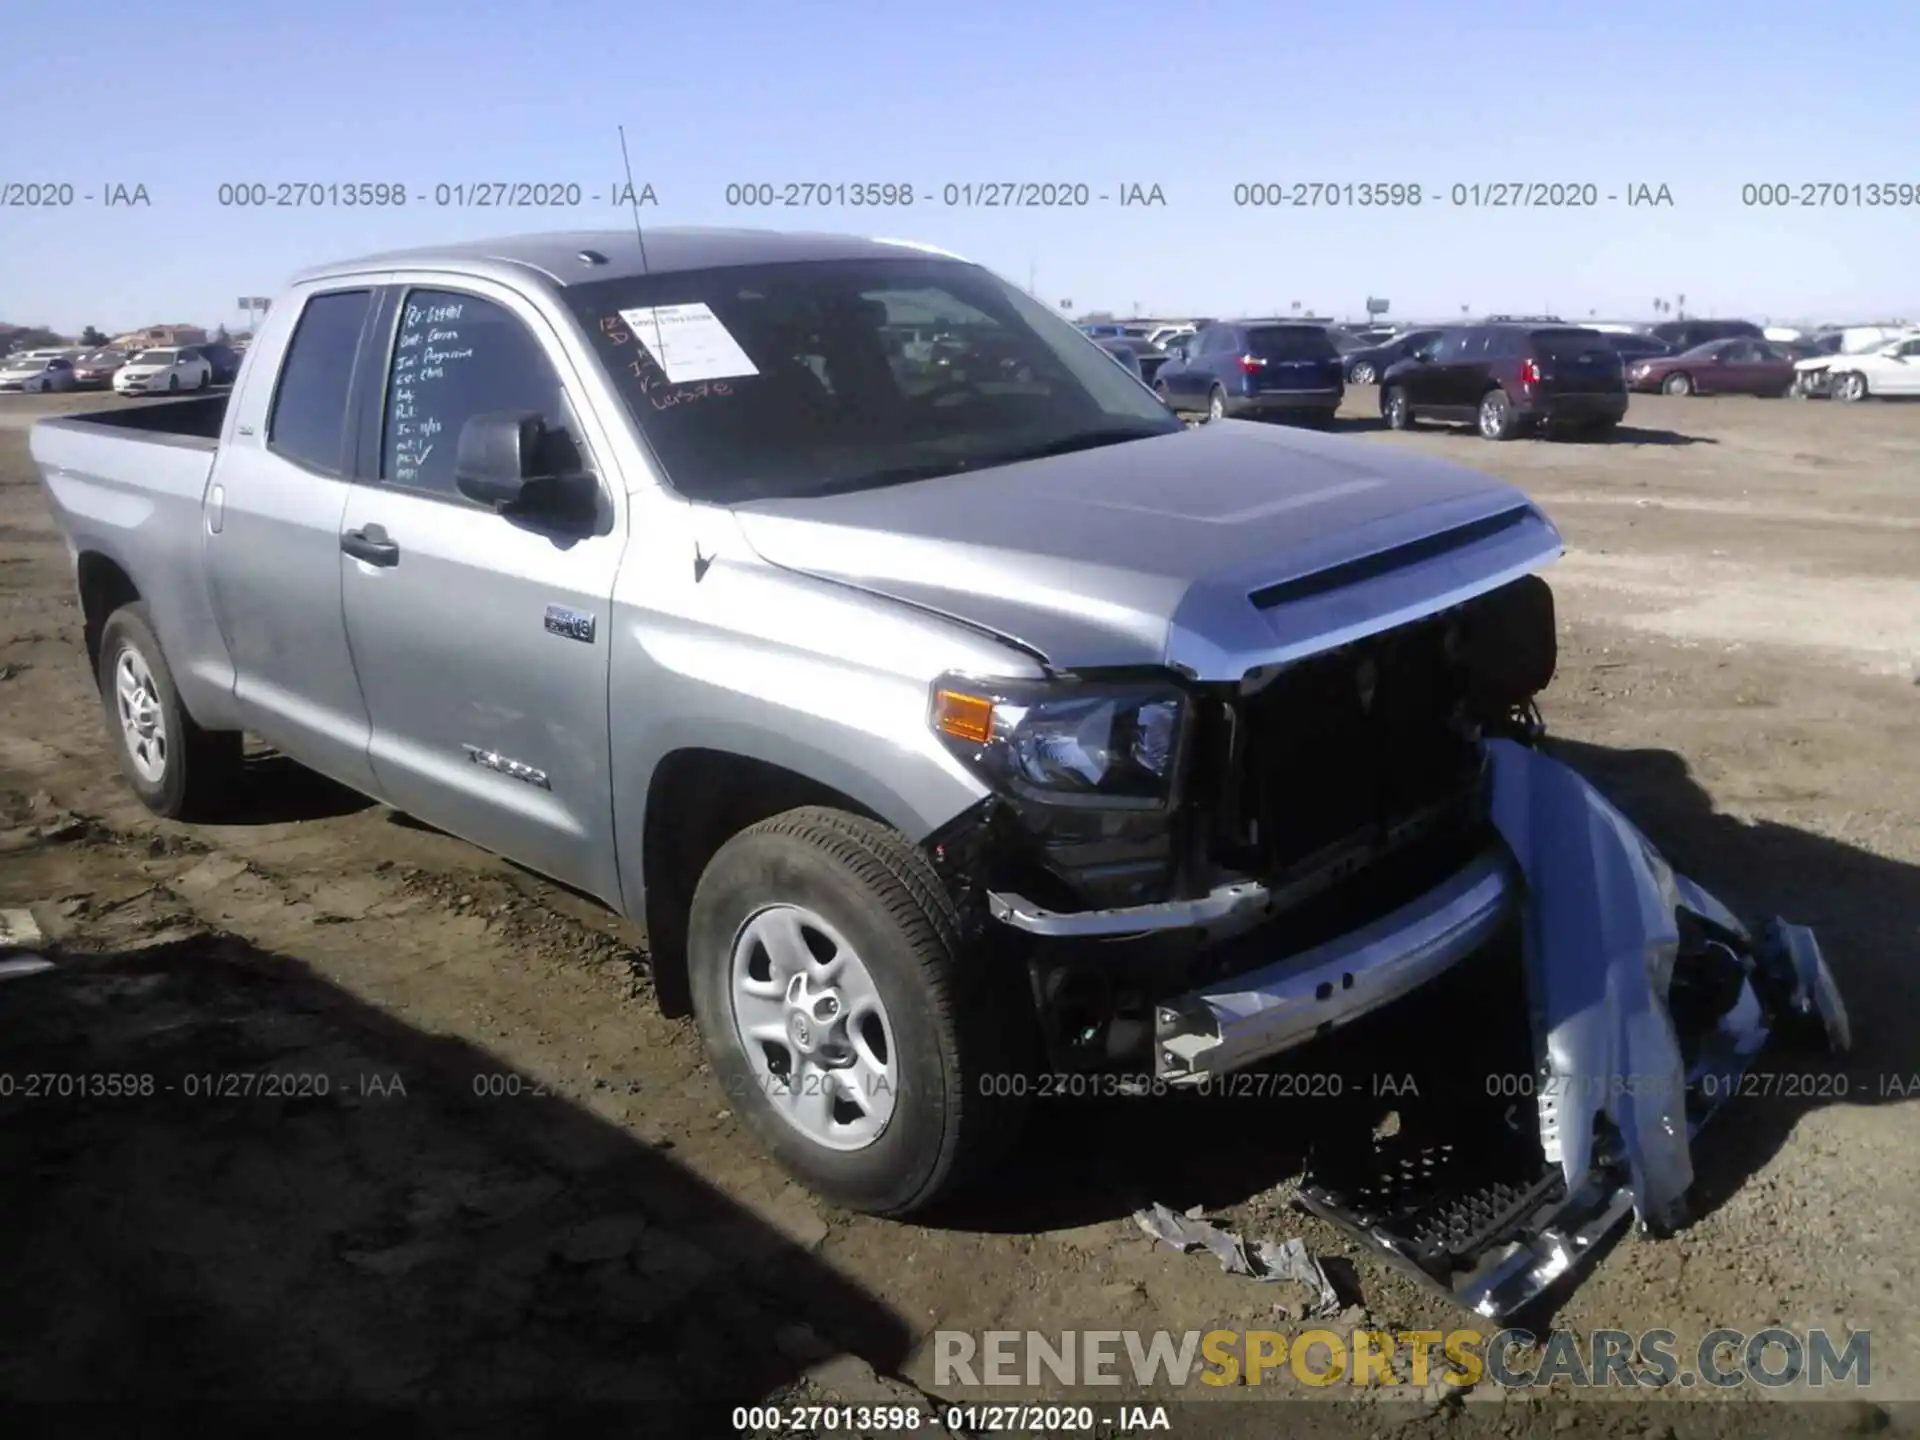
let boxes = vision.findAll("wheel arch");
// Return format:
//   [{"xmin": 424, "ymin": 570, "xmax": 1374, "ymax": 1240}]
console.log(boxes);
[{"xmin": 634, "ymin": 745, "xmax": 963, "ymax": 1018}]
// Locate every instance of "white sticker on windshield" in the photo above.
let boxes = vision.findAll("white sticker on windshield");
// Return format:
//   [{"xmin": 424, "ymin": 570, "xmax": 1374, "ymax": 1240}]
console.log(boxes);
[{"xmin": 617, "ymin": 303, "xmax": 760, "ymax": 383}]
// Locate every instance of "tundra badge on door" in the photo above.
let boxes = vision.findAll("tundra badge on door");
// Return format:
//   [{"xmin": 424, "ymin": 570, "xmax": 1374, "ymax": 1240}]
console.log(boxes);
[{"xmin": 544, "ymin": 604, "xmax": 595, "ymax": 643}]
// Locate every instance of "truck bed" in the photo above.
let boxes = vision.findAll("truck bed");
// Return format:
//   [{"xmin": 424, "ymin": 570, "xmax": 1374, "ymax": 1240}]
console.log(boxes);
[{"xmin": 41, "ymin": 392, "xmax": 228, "ymax": 444}]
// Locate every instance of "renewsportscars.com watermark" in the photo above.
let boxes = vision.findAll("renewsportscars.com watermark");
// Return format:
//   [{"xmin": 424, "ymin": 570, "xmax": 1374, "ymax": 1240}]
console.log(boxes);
[{"xmin": 935, "ymin": 1327, "xmax": 1871, "ymax": 1390}]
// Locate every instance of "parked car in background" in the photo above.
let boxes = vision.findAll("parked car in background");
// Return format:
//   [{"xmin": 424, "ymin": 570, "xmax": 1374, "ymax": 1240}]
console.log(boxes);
[
  {"xmin": 0, "ymin": 353, "xmax": 78, "ymax": 393},
  {"xmin": 1343, "ymin": 327, "xmax": 1444, "ymax": 384},
  {"xmin": 1154, "ymin": 320, "xmax": 1344, "ymax": 424},
  {"xmin": 71, "ymin": 349, "xmax": 129, "ymax": 387},
  {"xmin": 1792, "ymin": 332, "xmax": 1920, "ymax": 401},
  {"xmin": 1095, "ymin": 337, "xmax": 1146, "ymax": 381},
  {"xmin": 1600, "ymin": 332, "xmax": 1672, "ymax": 366},
  {"xmin": 1380, "ymin": 322, "xmax": 1627, "ymax": 440},
  {"xmin": 1647, "ymin": 318, "xmax": 1765, "ymax": 350},
  {"xmin": 1624, "ymin": 339, "xmax": 1795, "ymax": 397},
  {"xmin": 114, "ymin": 347, "xmax": 213, "ymax": 395},
  {"xmin": 1144, "ymin": 324, "xmax": 1195, "ymax": 349},
  {"xmin": 197, "ymin": 342, "xmax": 244, "ymax": 385}
]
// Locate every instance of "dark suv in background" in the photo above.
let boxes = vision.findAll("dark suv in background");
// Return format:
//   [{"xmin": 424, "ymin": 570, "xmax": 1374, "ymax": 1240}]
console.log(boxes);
[
  {"xmin": 1154, "ymin": 320, "xmax": 1345, "ymax": 424},
  {"xmin": 1379, "ymin": 322, "xmax": 1628, "ymax": 440},
  {"xmin": 1647, "ymin": 318, "xmax": 1764, "ymax": 350}
]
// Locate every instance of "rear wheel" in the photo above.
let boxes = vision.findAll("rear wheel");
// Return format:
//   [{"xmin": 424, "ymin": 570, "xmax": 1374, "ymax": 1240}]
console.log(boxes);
[
  {"xmin": 1477, "ymin": 388, "xmax": 1520, "ymax": 440},
  {"xmin": 1350, "ymin": 361, "xmax": 1377, "ymax": 385},
  {"xmin": 1662, "ymin": 372, "xmax": 1693, "ymax": 396},
  {"xmin": 687, "ymin": 806, "xmax": 1032, "ymax": 1215},
  {"xmin": 1383, "ymin": 386, "xmax": 1416, "ymax": 430},
  {"xmin": 1206, "ymin": 386, "xmax": 1227, "ymax": 422},
  {"xmin": 96, "ymin": 603, "xmax": 242, "ymax": 820},
  {"xmin": 1834, "ymin": 371, "xmax": 1869, "ymax": 403}
]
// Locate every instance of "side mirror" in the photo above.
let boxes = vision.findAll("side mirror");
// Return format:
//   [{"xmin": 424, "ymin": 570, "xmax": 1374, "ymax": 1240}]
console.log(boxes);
[{"xmin": 454, "ymin": 410, "xmax": 596, "ymax": 519}]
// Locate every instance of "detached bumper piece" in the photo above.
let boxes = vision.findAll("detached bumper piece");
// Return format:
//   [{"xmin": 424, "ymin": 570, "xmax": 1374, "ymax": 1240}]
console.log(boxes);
[{"xmin": 1298, "ymin": 740, "xmax": 1850, "ymax": 1318}]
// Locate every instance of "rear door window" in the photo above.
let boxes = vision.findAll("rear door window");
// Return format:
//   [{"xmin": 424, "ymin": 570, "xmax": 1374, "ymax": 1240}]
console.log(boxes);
[
  {"xmin": 1246, "ymin": 326, "xmax": 1337, "ymax": 360},
  {"xmin": 267, "ymin": 289, "xmax": 374, "ymax": 475}
]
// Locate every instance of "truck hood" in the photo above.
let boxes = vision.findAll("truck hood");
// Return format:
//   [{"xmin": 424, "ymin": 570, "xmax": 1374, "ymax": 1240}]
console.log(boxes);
[{"xmin": 731, "ymin": 420, "xmax": 1564, "ymax": 680}]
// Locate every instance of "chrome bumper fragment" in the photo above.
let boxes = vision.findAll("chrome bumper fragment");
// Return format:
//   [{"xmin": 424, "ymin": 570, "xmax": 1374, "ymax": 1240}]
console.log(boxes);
[{"xmin": 1151, "ymin": 846, "xmax": 1514, "ymax": 1083}]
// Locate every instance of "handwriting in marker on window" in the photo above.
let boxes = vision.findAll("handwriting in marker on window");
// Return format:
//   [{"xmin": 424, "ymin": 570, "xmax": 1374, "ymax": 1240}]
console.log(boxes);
[{"xmin": 601, "ymin": 316, "xmax": 631, "ymax": 345}]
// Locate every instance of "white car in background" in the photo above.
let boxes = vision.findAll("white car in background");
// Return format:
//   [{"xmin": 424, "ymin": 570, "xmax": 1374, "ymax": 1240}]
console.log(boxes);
[
  {"xmin": 113, "ymin": 347, "xmax": 212, "ymax": 395},
  {"xmin": 0, "ymin": 353, "xmax": 78, "ymax": 393},
  {"xmin": 1796, "ymin": 331, "xmax": 1920, "ymax": 402}
]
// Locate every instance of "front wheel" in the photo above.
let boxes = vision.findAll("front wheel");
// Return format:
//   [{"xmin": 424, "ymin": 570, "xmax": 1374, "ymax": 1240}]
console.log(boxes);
[
  {"xmin": 166, "ymin": 374, "xmax": 179, "ymax": 393},
  {"xmin": 1350, "ymin": 361, "xmax": 1376, "ymax": 385},
  {"xmin": 1663, "ymin": 372, "xmax": 1693, "ymax": 396},
  {"xmin": 96, "ymin": 603, "xmax": 242, "ymax": 820},
  {"xmin": 1383, "ymin": 385, "xmax": 1416, "ymax": 430},
  {"xmin": 687, "ymin": 806, "xmax": 1031, "ymax": 1216},
  {"xmin": 1834, "ymin": 371, "xmax": 1869, "ymax": 403}
]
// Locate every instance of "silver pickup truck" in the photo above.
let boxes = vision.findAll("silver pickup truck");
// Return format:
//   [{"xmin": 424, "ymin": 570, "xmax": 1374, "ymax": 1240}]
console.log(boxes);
[{"xmin": 30, "ymin": 228, "xmax": 1847, "ymax": 1315}]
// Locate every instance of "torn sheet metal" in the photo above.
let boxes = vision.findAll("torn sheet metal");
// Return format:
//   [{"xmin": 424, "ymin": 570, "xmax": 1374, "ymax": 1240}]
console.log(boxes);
[
  {"xmin": 1132, "ymin": 1204, "xmax": 1341, "ymax": 1317},
  {"xmin": 1470, "ymin": 740, "xmax": 1848, "ymax": 1312}
]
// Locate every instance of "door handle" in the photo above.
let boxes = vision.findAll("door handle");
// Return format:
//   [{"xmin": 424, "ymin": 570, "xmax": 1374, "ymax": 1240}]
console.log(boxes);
[{"xmin": 341, "ymin": 524, "xmax": 399, "ymax": 566}]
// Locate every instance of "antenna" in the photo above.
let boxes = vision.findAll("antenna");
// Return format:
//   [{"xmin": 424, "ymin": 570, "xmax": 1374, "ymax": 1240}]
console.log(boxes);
[{"xmin": 616, "ymin": 123, "xmax": 666, "ymax": 362}]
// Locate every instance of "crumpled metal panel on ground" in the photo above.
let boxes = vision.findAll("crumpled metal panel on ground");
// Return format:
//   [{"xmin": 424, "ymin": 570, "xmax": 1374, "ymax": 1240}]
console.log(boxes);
[{"xmin": 1300, "ymin": 740, "xmax": 1850, "ymax": 1318}]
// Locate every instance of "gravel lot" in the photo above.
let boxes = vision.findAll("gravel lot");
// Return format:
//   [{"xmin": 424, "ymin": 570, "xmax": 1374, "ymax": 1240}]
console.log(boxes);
[{"xmin": 2, "ymin": 384, "xmax": 1916, "ymax": 1431}]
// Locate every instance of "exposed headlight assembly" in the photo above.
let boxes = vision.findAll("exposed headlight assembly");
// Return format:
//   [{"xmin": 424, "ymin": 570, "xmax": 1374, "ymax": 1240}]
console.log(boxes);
[{"xmin": 929, "ymin": 673, "xmax": 1186, "ymax": 806}]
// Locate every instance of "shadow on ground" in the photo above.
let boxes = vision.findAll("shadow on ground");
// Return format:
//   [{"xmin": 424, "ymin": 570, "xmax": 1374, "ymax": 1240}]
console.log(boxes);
[
  {"xmin": 0, "ymin": 932, "xmax": 911, "ymax": 1426},
  {"xmin": 210, "ymin": 750, "xmax": 376, "ymax": 825}
]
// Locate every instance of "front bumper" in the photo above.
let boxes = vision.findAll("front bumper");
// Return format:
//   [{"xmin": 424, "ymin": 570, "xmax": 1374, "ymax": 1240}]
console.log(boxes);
[{"xmin": 987, "ymin": 740, "xmax": 1850, "ymax": 1317}]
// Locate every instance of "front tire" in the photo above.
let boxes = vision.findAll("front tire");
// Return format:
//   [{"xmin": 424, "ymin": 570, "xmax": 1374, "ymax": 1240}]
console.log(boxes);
[
  {"xmin": 1351, "ymin": 361, "xmax": 1376, "ymax": 384},
  {"xmin": 1663, "ymin": 372, "xmax": 1693, "ymax": 396},
  {"xmin": 687, "ymin": 806, "xmax": 1030, "ymax": 1216},
  {"xmin": 166, "ymin": 374, "xmax": 179, "ymax": 393},
  {"xmin": 1383, "ymin": 385, "xmax": 1416, "ymax": 430},
  {"xmin": 95, "ymin": 603, "xmax": 242, "ymax": 820},
  {"xmin": 1834, "ymin": 371, "xmax": 1869, "ymax": 403}
]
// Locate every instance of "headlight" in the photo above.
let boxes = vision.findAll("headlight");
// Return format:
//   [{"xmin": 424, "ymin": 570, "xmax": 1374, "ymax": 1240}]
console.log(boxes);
[{"xmin": 929, "ymin": 673, "xmax": 1186, "ymax": 806}]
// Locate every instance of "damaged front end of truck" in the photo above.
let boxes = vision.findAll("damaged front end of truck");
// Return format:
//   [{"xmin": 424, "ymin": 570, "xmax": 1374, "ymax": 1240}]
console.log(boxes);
[{"xmin": 931, "ymin": 570, "xmax": 1849, "ymax": 1319}]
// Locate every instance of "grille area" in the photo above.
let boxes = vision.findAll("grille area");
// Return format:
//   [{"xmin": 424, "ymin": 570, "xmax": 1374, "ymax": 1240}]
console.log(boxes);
[{"xmin": 1207, "ymin": 611, "xmax": 1484, "ymax": 878}]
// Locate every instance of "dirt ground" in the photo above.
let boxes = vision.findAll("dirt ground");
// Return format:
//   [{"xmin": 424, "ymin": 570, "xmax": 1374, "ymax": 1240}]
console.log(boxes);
[{"xmin": 1, "ymin": 384, "xmax": 1916, "ymax": 1434}]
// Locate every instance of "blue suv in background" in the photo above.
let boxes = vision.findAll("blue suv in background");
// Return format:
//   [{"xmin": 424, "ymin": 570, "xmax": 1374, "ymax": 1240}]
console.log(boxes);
[{"xmin": 1153, "ymin": 320, "xmax": 1345, "ymax": 425}]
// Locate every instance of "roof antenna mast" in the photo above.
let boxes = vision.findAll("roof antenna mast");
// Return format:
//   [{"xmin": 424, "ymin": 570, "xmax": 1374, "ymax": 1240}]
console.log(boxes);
[
  {"xmin": 617, "ymin": 124, "xmax": 652, "ymax": 277},
  {"xmin": 615, "ymin": 123, "xmax": 666, "ymax": 360}
]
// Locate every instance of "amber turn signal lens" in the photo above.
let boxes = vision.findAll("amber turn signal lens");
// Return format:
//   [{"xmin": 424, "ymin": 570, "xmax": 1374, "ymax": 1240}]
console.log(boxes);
[{"xmin": 933, "ymin": 689, "xmax": 994, "ymax": 744}]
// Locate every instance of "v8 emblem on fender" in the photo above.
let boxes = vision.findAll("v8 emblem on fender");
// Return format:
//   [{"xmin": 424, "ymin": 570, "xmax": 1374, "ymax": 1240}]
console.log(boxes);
[{"xmin": 544, "ymin": 604, "xmax": 595, "ymax": 643}]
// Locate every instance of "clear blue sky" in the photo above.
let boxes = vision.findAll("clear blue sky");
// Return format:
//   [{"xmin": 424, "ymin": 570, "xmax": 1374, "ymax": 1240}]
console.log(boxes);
[{"xmin": 4, "ymin": 0, "xmax": 1916, "ymax": 333}]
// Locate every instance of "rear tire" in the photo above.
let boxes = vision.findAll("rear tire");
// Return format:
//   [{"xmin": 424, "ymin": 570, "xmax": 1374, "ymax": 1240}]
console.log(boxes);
[
  {"xmin": 687, "ymin": 806, "xmax": 1032, "ymax": 1216},
  {"xmin": 96, "ymin": 603, "xmax": 242, "ymax": 821},
  {"xmin": 1351, "ymin": 361, "xmax": 1376, "ymax": 384},
  {"xmin": 1662, "ymin": 372, "xmax": 1693, "ymax": 396},
  {"xmin": 1477, "ymin": 388, "xmax": 1520, "ymax": 441},
  {"xmin": 1206, "ymin": 386, "xmax": 1227, "ymax": 422}
]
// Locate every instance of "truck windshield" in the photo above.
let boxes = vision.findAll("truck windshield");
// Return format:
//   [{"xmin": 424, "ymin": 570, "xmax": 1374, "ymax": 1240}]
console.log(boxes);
[{"xmin": 562, "ymin": 257, "xmax": 1183, "ymax": 504}]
